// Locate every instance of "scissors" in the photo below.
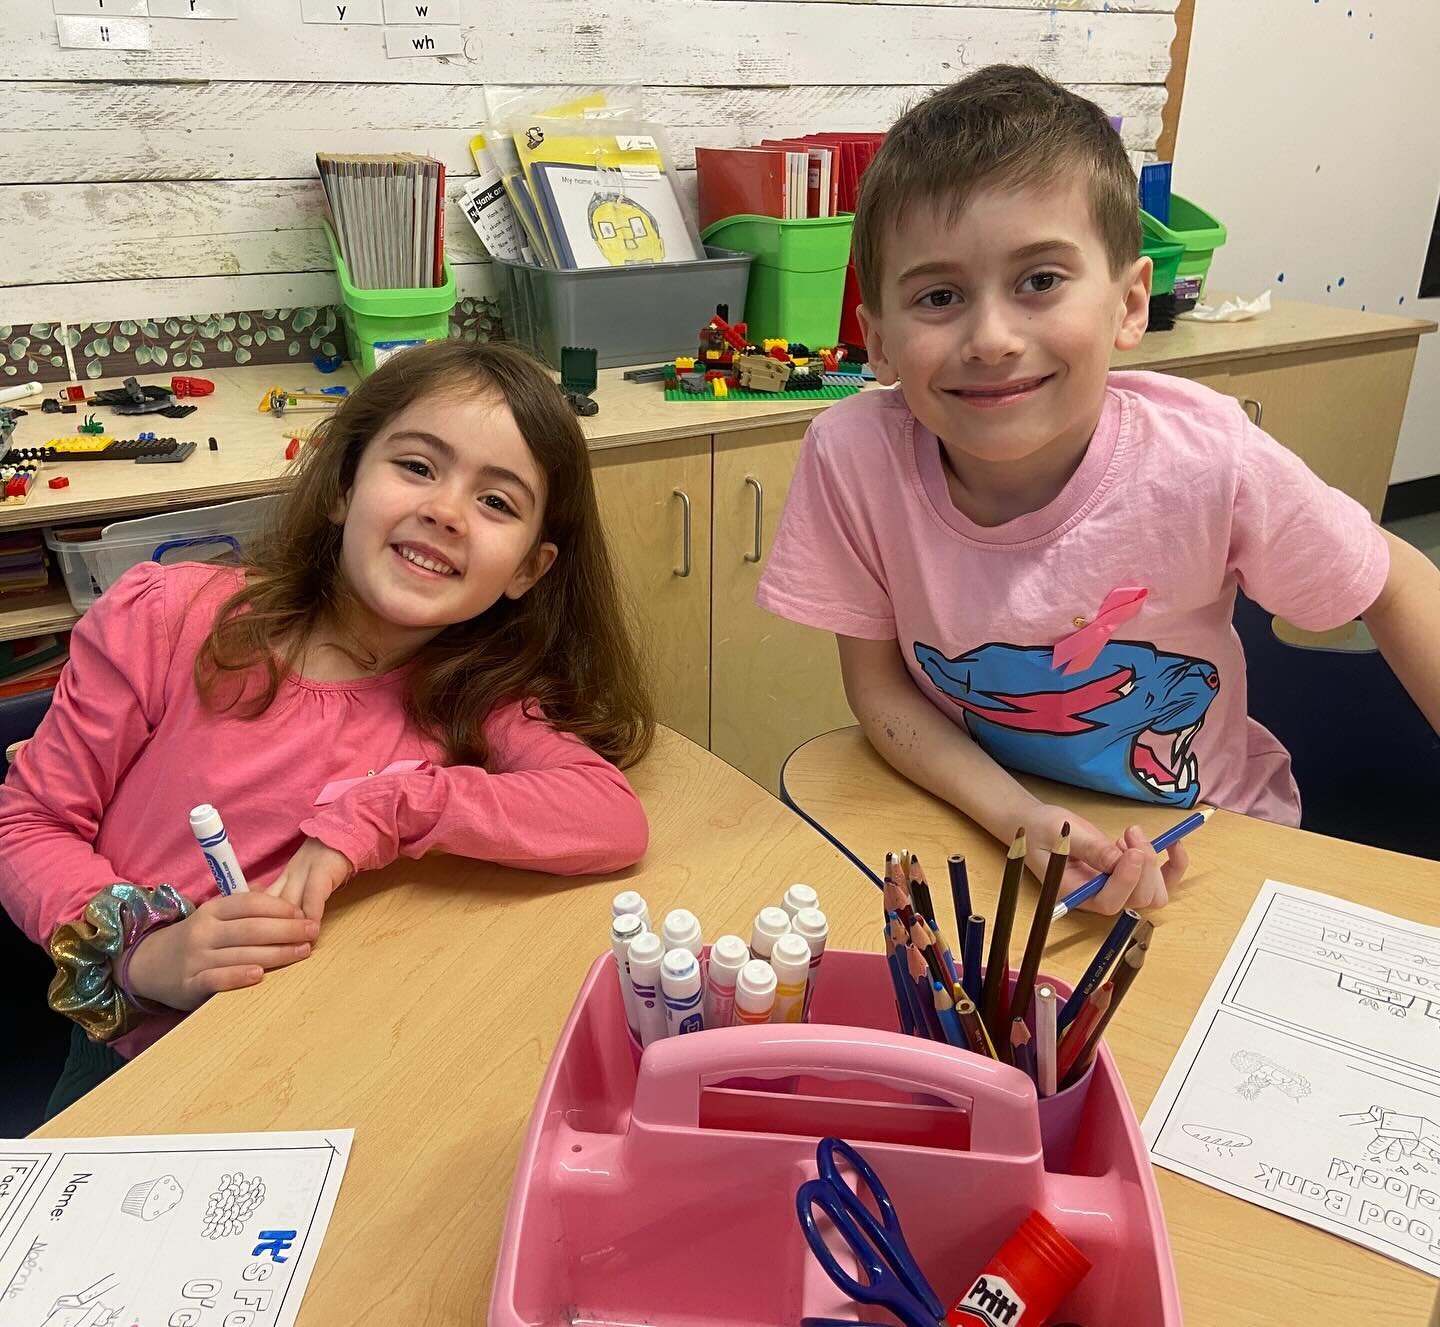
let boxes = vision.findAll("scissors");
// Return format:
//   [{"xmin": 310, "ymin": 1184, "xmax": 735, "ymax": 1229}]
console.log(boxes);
[{"xmin": 795, "ymin": 1136, "xmax": 944, "ymax": 1327}]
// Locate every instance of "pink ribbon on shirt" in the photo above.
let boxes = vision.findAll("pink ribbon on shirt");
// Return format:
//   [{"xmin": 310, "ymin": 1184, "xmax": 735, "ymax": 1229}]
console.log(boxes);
[
  {"xmin": 314, "ymin": 759, "xmax": 428, "ymax": 806},
  {"xmin": 1051, "ymin": 587, "xmax": 1148, "ymax": 675}
]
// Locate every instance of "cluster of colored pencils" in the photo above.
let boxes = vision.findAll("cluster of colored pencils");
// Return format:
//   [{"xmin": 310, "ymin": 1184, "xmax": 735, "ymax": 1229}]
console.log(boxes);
[{"xmin": 879, "ymin": 827, "xmax": 1154, "ymax": 1096}]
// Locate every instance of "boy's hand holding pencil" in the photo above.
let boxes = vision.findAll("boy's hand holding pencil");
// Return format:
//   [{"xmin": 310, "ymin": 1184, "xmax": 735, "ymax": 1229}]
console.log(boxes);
[{"xmin": 1023, "ymin": 804, "xmax": 1188, "ymax": 915}]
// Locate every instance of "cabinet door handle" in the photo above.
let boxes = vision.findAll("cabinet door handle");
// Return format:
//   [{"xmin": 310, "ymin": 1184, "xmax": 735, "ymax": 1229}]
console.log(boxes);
[
  {"xmin": 744, "ymin": 475, "xmax": 764, "ymax": 563},
  {"xmin": 672, "ymin": 487, "xmax": 692, "ymax": 578},
  {"xmin": 1240, "ymin": 397, "xmax": 1263, "ymax": 427}
]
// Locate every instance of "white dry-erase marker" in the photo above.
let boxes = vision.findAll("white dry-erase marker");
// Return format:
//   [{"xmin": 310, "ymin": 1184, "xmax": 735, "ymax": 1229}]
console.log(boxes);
[
  {"xmin": 661, "ymin": 948, "xmax": 704, "ymax": 1037},
  {"xmin": 733, "ymin": 959, "xmax": 778, "ymax": 1025},
  {"xmin": 661, "ymin": 908, "xmax": 703, "ymax": 957},
  {"xmin": 769, "ymin": 933, "xmax": 812, "ymax": 1025},
  {"xmin": 703, "ymin": 934, "xmax": 749, "ymax": 1030},
  {"xmin": 750, "ymin": 906, "xmax": 792, "ymax": 961},
  {"xmin": 0, "ymin": 381, "xmax": 41, "ymax": 406},
  {"xmin": 189, "ymin": 804, "xmax": 249, "ymax": 895},
  {"xmin": 612, "ymin": 889, "xmax": 651, "ymax": 930},
  {"xmin": 781, "ymin": 882, "xmax": 819, "ymax": 920},
  {"xmin": 610, "ymin": 913, "xmax": 647, "ymax": 1042},
  {"xmin": 627, "ymin": 932, "xmax": 669, "ymax": 1048},
  {"xmin": 792, "ymin": 906, "xmax": 830, "ymax": 1021}
]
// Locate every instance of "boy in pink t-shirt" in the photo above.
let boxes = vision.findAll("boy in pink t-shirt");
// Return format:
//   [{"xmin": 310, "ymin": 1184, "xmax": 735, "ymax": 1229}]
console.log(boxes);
[{"xmin": 758, "ymin": 67, "xmax": 1440, "ymax": 913}]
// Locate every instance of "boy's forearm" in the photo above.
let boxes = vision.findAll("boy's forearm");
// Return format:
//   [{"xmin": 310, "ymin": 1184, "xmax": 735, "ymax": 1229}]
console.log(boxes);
[
  {"xmin": 852, "ymin": 680, "xmax": 1041, "ymax": 843},
  {"xmin": 1364, "ymin": 532, "xmax": 1440, "ymax": 734}
]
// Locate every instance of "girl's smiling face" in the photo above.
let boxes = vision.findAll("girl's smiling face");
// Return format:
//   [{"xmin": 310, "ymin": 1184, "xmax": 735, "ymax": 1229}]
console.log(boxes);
[{"xmin": 330, "ymin": 389, "xmax": 557, "ymax": 664}]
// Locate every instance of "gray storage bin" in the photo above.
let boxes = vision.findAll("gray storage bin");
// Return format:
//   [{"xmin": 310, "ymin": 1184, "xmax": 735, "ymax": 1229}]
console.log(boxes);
[{"xmin": 493, "ymin": 246, "xmax": 753, "ymax": 370}]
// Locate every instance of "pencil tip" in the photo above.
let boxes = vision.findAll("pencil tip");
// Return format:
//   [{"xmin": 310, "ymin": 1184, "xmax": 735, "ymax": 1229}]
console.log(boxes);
[{"xmin": 1008, "ymin": 828, "xmax": 1027, "ymax": 857}]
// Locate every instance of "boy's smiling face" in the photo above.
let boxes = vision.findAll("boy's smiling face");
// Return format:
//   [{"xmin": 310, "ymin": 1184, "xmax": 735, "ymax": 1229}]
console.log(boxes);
[{"xmin": 859, "ymin": 171, "xmax": 1151, "ymax": 494}]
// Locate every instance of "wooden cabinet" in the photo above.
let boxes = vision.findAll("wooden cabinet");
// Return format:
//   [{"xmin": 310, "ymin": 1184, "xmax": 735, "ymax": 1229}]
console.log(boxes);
[
  {"xmin": 591, "ymin": 436, "xmax": 711, "ymax": 749},
  {"xmin": 593, "ymin": 423, "xmax": 855, "ymax": 794},
  {"xmin": 1213, "ymin": 344, "xmax": 1419, "ymax": 520},
  {"xmin": 710, "ymin": 424, "xmax": 855, "ymax": 795}
]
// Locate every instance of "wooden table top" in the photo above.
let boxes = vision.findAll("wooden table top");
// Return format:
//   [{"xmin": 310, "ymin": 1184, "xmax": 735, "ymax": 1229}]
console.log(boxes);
[
  {"xmin": 34, "ymin": 728, "xmax": 882, "ymax": 1323},
  {"xmin": 779, "ymin": 726, "xmax": 1440, "ymax": 1327}
]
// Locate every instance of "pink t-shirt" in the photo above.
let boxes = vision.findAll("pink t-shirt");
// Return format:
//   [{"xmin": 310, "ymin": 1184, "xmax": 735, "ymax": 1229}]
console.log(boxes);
[
  {"xmin": 0, "ymin": 561, "xmax": 648, "ymax": 1058},
  {"xmin": 757, "ymin": 371, "xmax": 1389, "ymax": 825}
]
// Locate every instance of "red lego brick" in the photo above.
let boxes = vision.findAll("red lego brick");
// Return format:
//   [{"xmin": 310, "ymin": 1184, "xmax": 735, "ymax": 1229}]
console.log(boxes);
[{"xmin": 48, "ymin": 475, "xmax": 69, "ymax": 489}]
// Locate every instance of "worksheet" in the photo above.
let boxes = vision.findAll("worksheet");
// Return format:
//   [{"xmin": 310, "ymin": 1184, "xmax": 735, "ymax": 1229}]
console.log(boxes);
[
  {"xmin": 1142, "ymin": 881, "xmax": 1440, "ymax": 1278},
  {"xmin": 0, "ymin": 1129, "xmax": 352, "ymax": 1325}
]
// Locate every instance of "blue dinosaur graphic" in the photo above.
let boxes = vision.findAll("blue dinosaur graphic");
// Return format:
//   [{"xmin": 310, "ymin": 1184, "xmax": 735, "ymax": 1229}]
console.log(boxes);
[{"xmin": 914, "ymin": 639, "xmax": 1219, "ymax": 807}]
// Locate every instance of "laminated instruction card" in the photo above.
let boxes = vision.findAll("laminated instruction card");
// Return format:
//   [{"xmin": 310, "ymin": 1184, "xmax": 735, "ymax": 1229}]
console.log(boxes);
[
  {"xmin": 1142, "ymin": 881, "xmax": 1439, "ymax": 1277},
  {"xmin": 0, "ymin": 1129, "xmax": 352, "ymax": 1325}
]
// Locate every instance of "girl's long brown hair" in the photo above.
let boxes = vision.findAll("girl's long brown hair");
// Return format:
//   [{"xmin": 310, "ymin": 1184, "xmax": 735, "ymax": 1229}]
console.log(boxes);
[{"xmin": 195, "ymin": 340, "xmax": 654, "ymax": 768}]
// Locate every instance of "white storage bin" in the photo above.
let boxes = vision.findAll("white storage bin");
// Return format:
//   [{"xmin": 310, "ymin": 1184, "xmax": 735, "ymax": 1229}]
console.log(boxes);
[{"xmin": 45, "ymin": 496, "xmax": 280, "ymax": 613}]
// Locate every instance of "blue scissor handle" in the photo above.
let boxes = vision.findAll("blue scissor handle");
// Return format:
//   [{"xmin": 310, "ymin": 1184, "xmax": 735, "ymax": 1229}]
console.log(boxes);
[
  {"xmin": 149, "ymin": 534, "xmax": 241, "ymax": 563},
  {"xmin": 815, "ymin": 1138, "xmax": 943, "ymax": 1320},
  {"xmin": 796, "ymin": 1181, "xmax": 938, "ymax": 1327}
]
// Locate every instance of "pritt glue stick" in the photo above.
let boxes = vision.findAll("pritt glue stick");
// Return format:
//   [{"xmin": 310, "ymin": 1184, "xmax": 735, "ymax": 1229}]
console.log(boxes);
[{"xmin": 946, "ymin": 1210, "xmax": 1089, "ymax": 1327}]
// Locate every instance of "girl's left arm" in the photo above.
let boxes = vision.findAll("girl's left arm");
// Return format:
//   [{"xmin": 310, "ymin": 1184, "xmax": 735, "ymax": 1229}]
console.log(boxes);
[{"xmin": 296, "ymin": 701, "xmax": 648, "ymax": 877}]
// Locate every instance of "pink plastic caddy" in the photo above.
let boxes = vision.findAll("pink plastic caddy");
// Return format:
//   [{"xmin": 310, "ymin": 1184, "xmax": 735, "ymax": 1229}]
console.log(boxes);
[{"xmin": 489, "ymin": 949, "xmax": 1181, "ymax": 1325}]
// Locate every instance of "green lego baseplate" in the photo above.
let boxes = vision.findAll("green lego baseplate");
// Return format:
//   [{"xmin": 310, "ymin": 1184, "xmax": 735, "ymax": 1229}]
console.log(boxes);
[{"xmin": 663, "ymin": 380, "xmax": 865, "ymax": 404}]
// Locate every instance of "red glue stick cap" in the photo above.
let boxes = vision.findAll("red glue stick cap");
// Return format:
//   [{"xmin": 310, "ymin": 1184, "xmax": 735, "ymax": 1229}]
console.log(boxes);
[{"xmin": 946, "ymin": 1210, "xmax": 1090, "ymax": 1326}]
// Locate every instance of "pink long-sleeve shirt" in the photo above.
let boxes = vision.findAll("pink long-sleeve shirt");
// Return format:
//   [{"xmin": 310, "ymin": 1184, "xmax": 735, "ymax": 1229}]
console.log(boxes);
[{"xmin": 0, "ymin": 561, "xmax": 648, "ymax": 1058}]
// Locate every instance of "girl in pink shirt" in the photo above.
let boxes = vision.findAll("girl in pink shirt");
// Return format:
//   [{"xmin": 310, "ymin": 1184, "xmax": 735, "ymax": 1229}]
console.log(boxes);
[{"xmin": 0, "ymin": 340, "xmax": 653, "ymax": 1110}]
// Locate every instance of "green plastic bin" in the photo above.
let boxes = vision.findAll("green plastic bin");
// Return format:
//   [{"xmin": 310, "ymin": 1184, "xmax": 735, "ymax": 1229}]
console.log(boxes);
[
  {"xmin": 1143, "ymin": 236, "xmax": 1184, "ymax": 297},
  {"xmin": 324, "ymin": 221, "xmax": 456, "ymax": 376},
  {"xmin": 700, "ymin": 214, "xmax": 854, "ymax": 348},
  {"xmin": 1139, "ymin": 194, "xmax": 1226, "ymax": 302}
]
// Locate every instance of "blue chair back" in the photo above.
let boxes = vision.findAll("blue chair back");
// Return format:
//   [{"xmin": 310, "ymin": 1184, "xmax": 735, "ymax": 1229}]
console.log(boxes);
[
  {"xmin": 0, "ymin": 687, "xmax": 54, "ymax": 781},
  {"xmin": 1233, "ymin": 594, "xmax": 1439, "ymax": 859}
]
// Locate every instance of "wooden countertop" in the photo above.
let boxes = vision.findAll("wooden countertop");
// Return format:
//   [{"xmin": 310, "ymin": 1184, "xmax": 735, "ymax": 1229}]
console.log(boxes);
[
  {"xmin": 2, "ymin": 297, "xmax": 1431, "ymax": 536},
  {"xmin": 780, "ymin": 727, "xmax": 1440, "ymax": 1327}
]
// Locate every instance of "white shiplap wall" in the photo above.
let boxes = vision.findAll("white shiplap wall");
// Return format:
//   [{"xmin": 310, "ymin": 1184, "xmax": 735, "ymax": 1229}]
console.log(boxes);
[{"xmin": 0, "ymin": 1, "xmax": 1176, "ymax": 327}]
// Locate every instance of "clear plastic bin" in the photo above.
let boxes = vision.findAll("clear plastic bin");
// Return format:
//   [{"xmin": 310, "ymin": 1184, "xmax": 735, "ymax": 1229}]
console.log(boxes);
[
  {"xmin": 493, "ymin": 246, "xmax": 753, "ymax": 370},
  {"xmin": 45, "ymin": 496, "xmax": 279, "ymax": 613}
]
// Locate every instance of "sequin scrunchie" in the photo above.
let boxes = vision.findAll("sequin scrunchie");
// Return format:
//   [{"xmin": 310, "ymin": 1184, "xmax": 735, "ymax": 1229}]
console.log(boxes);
[{"xmin": 48, "ymin": 882, "xmax": 194, "ymax": 1042}]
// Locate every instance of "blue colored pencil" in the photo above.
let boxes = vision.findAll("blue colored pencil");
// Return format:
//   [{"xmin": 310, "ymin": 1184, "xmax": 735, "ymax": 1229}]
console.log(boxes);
[
  {"xmin": 933, "ymin": 981, "xmax": 967, "ymax": 1050},
  {"xmin": 1056, "ymin": 910, "xmax": 1147, "ymax": 1034},
  {"xmin": 961, "ymin": 915, "xmax": 985, "ymax": 1007},
  {"xmin": 1051, "ymin": 807, "xmax": 1214, "ymax": 921},
  {"xmin": 886, "ymin": 945, "xmax": 917, "ymax": 1036},
  {"xmin": 947, "ymin": 854, "xmax": 972, "ymax": 934}
]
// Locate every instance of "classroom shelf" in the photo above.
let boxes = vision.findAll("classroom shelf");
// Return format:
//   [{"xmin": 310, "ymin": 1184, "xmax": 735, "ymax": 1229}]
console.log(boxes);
[{"xmin": 0, "ymin": 584, "xmax": 80, "ymax": 643}]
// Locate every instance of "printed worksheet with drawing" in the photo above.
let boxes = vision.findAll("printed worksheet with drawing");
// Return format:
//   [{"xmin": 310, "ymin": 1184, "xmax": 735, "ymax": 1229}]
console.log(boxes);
[
  {"xmin": 0, "ymin": 1129, "xmax": 352, "ymax": 1325},
  {"xmin": 1142, "ymin": 881, "xmax": 1440, "ymax": 1278}
]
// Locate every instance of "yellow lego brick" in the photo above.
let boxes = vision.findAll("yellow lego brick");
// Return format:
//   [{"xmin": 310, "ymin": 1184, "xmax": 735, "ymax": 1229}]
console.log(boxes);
[
  {"xmin": 674, "ymin": 356, "xmax": 695, "ymax": 371},
  {"xmin": 48, "ymin": 436, "xmax": 114, "ymax": 452},
  {"xmin": 704, "ymin": 350, "xmax": 720, "ymax": 361},
  {"xmin": 712, "ymin": 379, "xmax": 728, "ymax": 399},
  {"xmin": 762, "ymin": 339, "xmax": 787, "ymax": 352}
]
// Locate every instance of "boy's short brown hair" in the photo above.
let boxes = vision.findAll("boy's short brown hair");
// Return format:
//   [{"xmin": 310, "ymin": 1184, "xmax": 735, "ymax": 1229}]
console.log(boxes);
[{"xmin": 853, "ymin": 65, "xmax": 1141, "ymax": 311}]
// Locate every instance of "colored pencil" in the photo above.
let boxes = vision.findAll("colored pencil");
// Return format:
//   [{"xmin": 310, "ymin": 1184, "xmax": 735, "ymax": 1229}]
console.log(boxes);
[
  {"xmin": 961, "ymin": 914, "xmax": 985, "ymax": 1007},
  {"xmin": 947, "ymin": 854, "xmax": 972, "ymax": 936},
  {"xmin": 908, "ymin": 945, "xmax": 945, "ymax": 1040},
  {"xmin": 910, "ymin": 918, "xmax": 949, "ymax": 990},
  {"xmin": 1052, "ymin": 807, "xmax": 1214, "ymax": 920},
  {"xmin": 1056, "ymin": 982, "xmax": 1112, "ymax": 1084},
  {"xmin": 890, "ymin": 913, "xmax": 928, "ymax": 1037},
  {"xmin": 1035, "ymin": 983, "xmax": 1058, "ymax": 1098},
  {"xmin": 1010, "ymin": 1017, "xmax": 1036, "ymax": 1083},
  {"xmin": 953, "ymin": 991, "xmax": 996, "ymax": 1058},
  {"xmin": 1056, "ymin": 910, "xmax": 1145, "ymax": 1034},
  {"xmin": 883, "ymin": 924, "xmax": 917, "ymax": 1036},
  {"xmin": 933, "ymin": 981, "xmax": 967, "ymax": 1049},
  {"xmin": 981, "ymin": 828, "xmax": 1026, "ymax": 1047},
  {"xmin": 1066, "ymin": 940, "xmax": 1150, "ymax": 1084},
  {"xmin": 907, "ymin": 852, "xmax": 934, "ymax": 923},
  {"xmin": 1008, "ymin": 823, "xmax": 1070, "ymax": 1034}
]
